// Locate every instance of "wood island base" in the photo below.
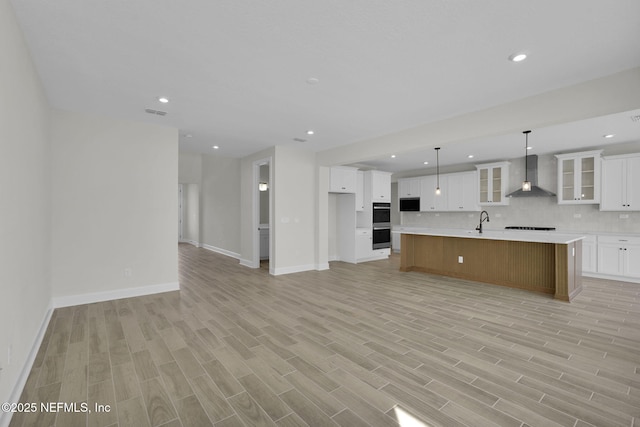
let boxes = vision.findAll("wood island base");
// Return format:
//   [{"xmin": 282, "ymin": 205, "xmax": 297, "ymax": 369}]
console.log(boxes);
[{"xmin": 400, "ymin": 234, "xmax": 583, "ymax": 301}]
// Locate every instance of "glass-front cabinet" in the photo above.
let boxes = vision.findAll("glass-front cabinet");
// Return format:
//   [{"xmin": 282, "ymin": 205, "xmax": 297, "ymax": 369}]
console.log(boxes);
[
  {"xmin": 475, "ymin": 162, "xmax": 509, "ymax": 206},
  {"xmin": 554, "ymin": 150, "xmax": 602, "ymax": 204}
]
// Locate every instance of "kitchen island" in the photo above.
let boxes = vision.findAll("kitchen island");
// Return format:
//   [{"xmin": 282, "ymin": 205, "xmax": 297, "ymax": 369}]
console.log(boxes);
[{"xmin": 395, "ymin": 228, "xmax": 585, "ymax": 301}]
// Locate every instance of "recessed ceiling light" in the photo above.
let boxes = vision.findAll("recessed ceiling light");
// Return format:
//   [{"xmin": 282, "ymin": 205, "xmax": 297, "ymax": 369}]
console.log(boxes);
[
  {"xmin": 391, "ymin": 155, "xmax": 396, "ymax": 158},
  {"xmin": 527, "ymin": 146, "xmax": 533, "ymax": 150},
  {"xmin": 184, "ymin": 133, "xmax": 193, "ymax": 138},
  {"xmin": 212, "ymin": 145, "xmax": 219, "ymax": 150},
  {"xmin": 603, "ymin": 134, "xmax": 615, "ymax": 138},
  {"xmin": 467, "ymin": 155, "xmax": 474, "ymax": 159},
  {"xmin": 508, "ymin": 52, "xmax": 527, "ymax": 62},
  {"xmin": 306, "ymin": 77, "xmax": 319, "ymax": 85},
  {"xmin": 423, "ymin": 161, "xmax": 429, "ymax": 165},
  {"xmin": 158, "ymin": 97, "xmax": 169, "ymax": 103},
  {"xmin": 306, "ymin": 130, "xmax": 315, "ymax": 135}
]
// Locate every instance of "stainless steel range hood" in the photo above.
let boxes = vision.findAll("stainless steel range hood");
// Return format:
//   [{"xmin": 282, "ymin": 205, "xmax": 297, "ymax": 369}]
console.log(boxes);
[{"xmin": 507, "ymin": 155, "xmax": 556, "ymax": 198}]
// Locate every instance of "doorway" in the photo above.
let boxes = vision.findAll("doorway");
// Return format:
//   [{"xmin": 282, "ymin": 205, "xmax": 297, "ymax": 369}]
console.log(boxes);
[
  {"xmin": 178, "ymin": 183, "xmax": 200, "ymax": 246},
  {"xmin": 253, "ymin": 158, "xmax": 272, "ymax": 272}
]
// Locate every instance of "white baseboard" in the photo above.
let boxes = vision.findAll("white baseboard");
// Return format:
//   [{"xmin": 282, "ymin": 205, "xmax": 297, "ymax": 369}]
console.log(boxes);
[
  {"xmin": 179, "ymin": 239, "xmax": 200, "ymax": 247},
  {"xmin": 1, "ymin": 305, "xmax": 54, "ymax": 427},
  {"xmin": 271, "ymin": 264, "xmax": 316, "ymax": 276},
  {"xmin": 52, "ymin": 281, "xmax": 180, "ymax": 308},
  {"xmin": 316, "ymin": 262, "xmax": 330, "ymax": 271},
  {"xmin": 201, "ymin": 244, "xmax": 240, "ymax": 260},
  {"xmin": 583, "ymin": 272, "xmax": 640, "ymax": 284},
  {"xmin": 239, "ymin": 258, "xmax": 257, "ymax": 268}
]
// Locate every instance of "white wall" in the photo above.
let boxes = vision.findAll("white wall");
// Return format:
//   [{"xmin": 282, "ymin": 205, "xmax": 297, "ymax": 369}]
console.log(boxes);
[
  {"xmin": 179, "ymin": 151, "xmax": 202, "ymax": 184},
  {"xmin": 0, "ymin": 0, "xmax": 53, "ymax": 417},
  {"xmin": 317, "ymin": 68, "xmax": 640, "ymax": 167},
  {"xmin": 271, "ymin": 145, "xmax": 317, "ymax": 274},
  {"xmin": 201, "ymin": 154, "xmax": 241, "ymax": 256},
  {"xmin": 50, "ymin": 109, "xmax": 179, "ymax": 305}
]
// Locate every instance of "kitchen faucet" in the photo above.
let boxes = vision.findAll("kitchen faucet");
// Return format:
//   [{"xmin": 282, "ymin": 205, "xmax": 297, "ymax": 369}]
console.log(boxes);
[{"xmin": 476, "ymin": 210, "xmax": 490, "ymax": 234}]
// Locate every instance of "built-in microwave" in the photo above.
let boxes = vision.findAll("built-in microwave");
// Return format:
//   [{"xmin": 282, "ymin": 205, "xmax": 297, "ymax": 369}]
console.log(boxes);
[{"xmin": 399, "ymin": 197, "xmax": 420, "ymax": 212}]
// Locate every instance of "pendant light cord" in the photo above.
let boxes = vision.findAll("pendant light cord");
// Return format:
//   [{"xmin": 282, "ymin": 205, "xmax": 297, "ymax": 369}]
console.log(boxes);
[
  {"xmin": 435, "ymin": 147, "xmax": 440, "ymax": 187},
  {"xmin": 523, "ymin": 130, "xmax": 531, "ymax": 183}
]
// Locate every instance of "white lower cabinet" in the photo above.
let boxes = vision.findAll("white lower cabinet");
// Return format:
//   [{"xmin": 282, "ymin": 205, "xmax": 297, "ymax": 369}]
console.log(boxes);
[
  {"xmin": 597, "ymin": 235, "xmax": 640, "ymax": 278},
  {"xmin": 354, "ymin": 229, "xmax": 390, "ymax": 262},
  {"xmin": 355, "ymin": 229, "xmax": 372, "ymax": 260}
]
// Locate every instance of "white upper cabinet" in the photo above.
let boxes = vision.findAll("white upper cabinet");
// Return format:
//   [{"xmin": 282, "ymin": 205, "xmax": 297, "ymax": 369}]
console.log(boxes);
[
  {"xmin": 420, "ymin": 175, "xmax": 447, "ymax": 211},
  {"xmin": 329, "ymin": 166, "xmax": 357, "ymax": 193},
  {"xmin": 419, "ymin": 171, "xmax": 478, "ymax": 212},
  {"xmin": 447, "ymin": 171, "xmax": 479, "ymax": 211},
  {"xmin": 397, "ymin": 178, "xmax": 421, "ymax": 199},
  {"xmin": 476, "ymin": 162, "xmax": 510, "ymax": 206},
  {"xmin": 369, "ymin": 170, "xmax": 392, "ymax": 202},
  {"xmin": 600, "ymin": 154, "xmax": 640, "ymax": 211},
  {"xmin": 555, "ymin": 150, "xmax": 602, "ymax": 204}
]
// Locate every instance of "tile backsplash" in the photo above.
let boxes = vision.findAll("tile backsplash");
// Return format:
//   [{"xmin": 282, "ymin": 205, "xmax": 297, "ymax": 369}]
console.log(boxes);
[{"xmin": 401, "ymin": 197, "xmax": 639, "ymax": 234}]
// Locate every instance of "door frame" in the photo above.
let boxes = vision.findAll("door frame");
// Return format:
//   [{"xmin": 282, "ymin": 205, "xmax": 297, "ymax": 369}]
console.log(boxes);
[{"xmin": 252, "ymin": 157, "xmax": 272, "ymax": 271}]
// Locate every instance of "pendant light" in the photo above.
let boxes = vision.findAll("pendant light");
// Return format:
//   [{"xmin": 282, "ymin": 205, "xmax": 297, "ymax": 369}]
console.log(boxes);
[
  {"xmin": 435, "ymin": 147, "xmax": 441, "ymax": 195},
  {"xmin": 522, "ymin": 130, "xmax": 532, "ymax": 192}
]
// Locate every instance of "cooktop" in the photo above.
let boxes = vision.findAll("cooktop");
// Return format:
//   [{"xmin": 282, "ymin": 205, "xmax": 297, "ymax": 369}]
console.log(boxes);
[{"xmin": 505, "ymin": 226, "xmax": 556, "ymax": 231}]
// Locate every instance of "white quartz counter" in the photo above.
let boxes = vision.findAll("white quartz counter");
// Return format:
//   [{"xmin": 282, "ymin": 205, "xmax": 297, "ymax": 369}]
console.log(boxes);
[{"xmin": 392, "ymin": 227, "xmax": 585, "ymax": 244}]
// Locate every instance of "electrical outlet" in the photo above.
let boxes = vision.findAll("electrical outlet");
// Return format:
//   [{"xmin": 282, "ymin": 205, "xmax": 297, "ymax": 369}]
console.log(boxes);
[{"xmin": 458, "ymin": 256, "xmax": 464, "ymax": 264}]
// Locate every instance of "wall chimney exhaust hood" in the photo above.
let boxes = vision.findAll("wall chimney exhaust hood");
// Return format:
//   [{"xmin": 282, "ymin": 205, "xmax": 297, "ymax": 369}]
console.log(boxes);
[{"xmin": 507, "ymin": 155, "xmax": 556, "ymax": 197}]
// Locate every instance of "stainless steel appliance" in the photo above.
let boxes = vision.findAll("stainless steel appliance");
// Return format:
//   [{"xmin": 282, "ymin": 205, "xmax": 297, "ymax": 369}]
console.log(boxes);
[
  {"xmin": 372, "ymin": 227, "xmax": 391, "ymax": 249},
  {"xmin": 372, "ymin": 202, "xmax": 391, "ymax": 249},
  {"xmin": 372, "ymin": 202, "xmax": 391, "ymax": 224},
  {"xmin": 399, "ymin": 197, "xmax": 420, "ymax": 211}
]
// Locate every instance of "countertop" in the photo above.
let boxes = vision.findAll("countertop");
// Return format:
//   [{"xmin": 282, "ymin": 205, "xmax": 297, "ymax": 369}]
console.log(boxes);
[{"xmin": 392, "ymin": 226, "xmax": 585, "ymax": 244}]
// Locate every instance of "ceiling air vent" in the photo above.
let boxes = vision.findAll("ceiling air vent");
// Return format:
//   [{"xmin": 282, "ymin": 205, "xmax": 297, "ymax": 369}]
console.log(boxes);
[
  {"xmin": 630, "ymin": 115, "xmax": 640, "ymax": 122},
  {"xmin": 145, "ymin": 108, "xmax": 167, "ymax": 116},
  {"xmin": 293, "ymin": 138, "xmax": 307, "ymax": 142}
]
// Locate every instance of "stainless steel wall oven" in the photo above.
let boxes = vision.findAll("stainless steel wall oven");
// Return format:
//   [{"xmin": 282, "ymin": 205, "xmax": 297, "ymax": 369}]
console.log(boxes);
[{"xmin": 372, "ymin": 202, "xmax": 391, "ymax": 249}]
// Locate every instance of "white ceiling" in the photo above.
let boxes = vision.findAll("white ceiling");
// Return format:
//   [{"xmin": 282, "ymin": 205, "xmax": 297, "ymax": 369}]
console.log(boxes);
[
  {"xmin": 10, "ymin": 0, "xmax": 640, "ymax": 171},
  {"xmin": 356, "ymin": 109, "xmax": 640, "ymax": 176}
]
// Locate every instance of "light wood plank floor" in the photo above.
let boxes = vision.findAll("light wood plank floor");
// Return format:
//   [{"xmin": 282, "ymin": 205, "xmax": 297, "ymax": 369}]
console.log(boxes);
[{"xmin": 10, "ymin": 243, "xmax": 640, "ymax": 427}]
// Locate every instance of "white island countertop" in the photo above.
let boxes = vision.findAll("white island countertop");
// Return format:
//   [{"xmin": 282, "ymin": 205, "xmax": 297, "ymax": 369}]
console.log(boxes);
[{"xmin": 392, "ymin": 227, "xmax": 585, "ymax": 244}]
